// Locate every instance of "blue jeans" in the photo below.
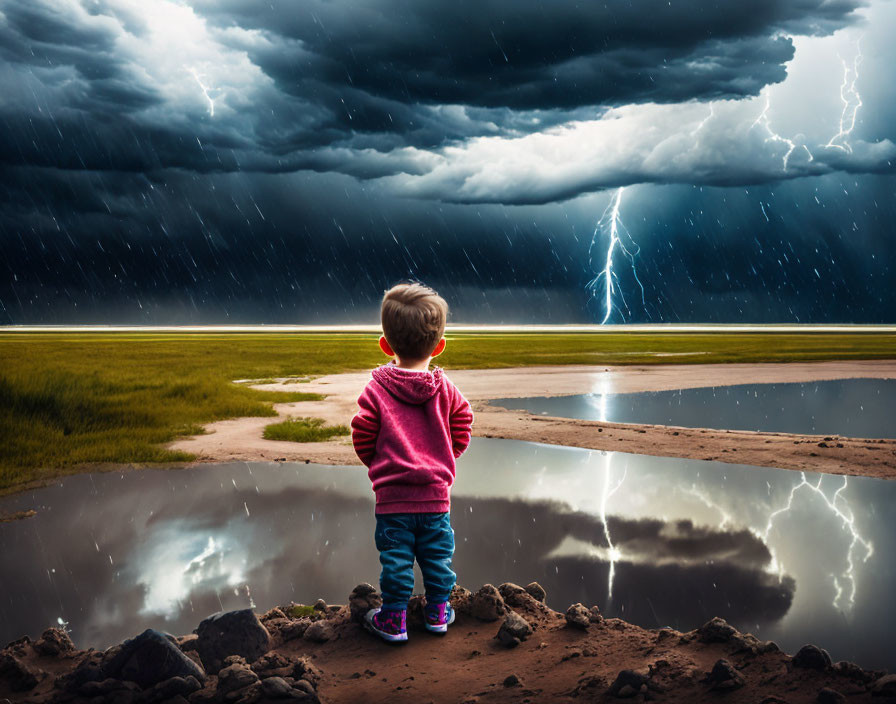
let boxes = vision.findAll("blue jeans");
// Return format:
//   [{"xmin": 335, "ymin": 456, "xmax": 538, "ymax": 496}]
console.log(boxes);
[{"xmin": 374, "ymin": 512, "xmax": 456, "ymax": 611}]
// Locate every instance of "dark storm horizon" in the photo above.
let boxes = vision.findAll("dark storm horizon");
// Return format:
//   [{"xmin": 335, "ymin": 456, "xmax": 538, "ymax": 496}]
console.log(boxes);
[{"xmin": 1, "ymin": 0, "xmax": 894, "ymax": 324}]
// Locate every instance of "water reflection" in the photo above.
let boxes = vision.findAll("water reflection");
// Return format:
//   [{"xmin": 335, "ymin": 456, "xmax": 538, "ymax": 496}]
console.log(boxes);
[
  {"xmin": 492, "ymin": 378, "xmax": 896, "ymax": 438},
  {"xmin": 0, "ymin": 439, "xmax": 893, "ymax": 669}
]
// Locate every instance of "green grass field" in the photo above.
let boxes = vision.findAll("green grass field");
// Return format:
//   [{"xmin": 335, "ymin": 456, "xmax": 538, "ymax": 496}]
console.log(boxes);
[
  {"xmin": 1, "ymin": 331, "xmax": 894, "ymax": 495},
  {"xmin": 262, "ymin": 416, "xmax": 351, "ymax": 442}
]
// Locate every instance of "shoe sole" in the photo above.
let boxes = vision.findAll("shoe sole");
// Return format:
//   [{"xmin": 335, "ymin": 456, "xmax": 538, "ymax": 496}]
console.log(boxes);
[
  {"xmin": 424, "ymin": 609, "xmax": 456, "ymax": 634},
  {"xmin": 363, "ymin": 612, "xmax": 408, "ymax": 643}
]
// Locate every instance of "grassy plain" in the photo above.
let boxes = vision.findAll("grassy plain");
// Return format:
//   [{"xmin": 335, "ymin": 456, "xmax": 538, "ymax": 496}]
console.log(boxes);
[
  {"xmin": 1, "ymin": 331, "xmax": 894, "ymax": 494},
  {"xmin": 262, "ymin": 416, "xmax": 351, "ymax": 442}
]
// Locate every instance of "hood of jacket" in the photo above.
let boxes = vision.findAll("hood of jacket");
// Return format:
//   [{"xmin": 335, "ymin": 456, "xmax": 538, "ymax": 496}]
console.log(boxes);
[{"xmin": 371, "ymin": 362, "xmax": 444, "ymax": 405}]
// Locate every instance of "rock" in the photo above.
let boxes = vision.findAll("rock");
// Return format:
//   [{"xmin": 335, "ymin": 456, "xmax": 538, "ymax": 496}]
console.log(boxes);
[
  {"xmin": 470, "ymin": 584, "xmax": 505, "ymax": 621},
  {"xmin": 290, "ymin": 657, "xmax": 322, "ymax": 688},
  {"xmin": 607, "ymin": 670, "xmax": 648, "ymax": 698},
  {"xmin": 871, "ymin": 674, "xmax": 896, "ymax": 696},
  {"xmin": 279, "ymin": 619, "xmax": 312, "ymax": 642},
  {"xmin": 261, "ymin": 608, "xmax": 288, "ymax": 623},
  {"xmin": 250, "ymin": 652, "xmax": 292, "ymax": 677},
  {"xmin": 524, "ymin": 582, "xmax": 547, "ymax": 603},
  {"xmin": 229, "ymin": 680, "xmax": 263, "ymax": 704},
  {"xmin": 57, "ymin": 650, "xmax": 106, "ymax": 692},
  {"xmin": 217, "ymin": 663, "xmax": 259, "ymax": 695},
  {"xmin": 498, "ymin": 583, "xmax": 547, "ymax": 615},
  {"xmin": 449, "ymin": 585, "xmax": 474, "ymax": 615},
  {"xmin": 406, "ymin": 595, "xmax": 427, "ymax": 626},
  {"xmin": 2, "ymin": 636, "xmax": 31, "ymax": 658},
  {"xmin": 195, "ymin": 610, "xmax": 271, "ymax": 674},
  {"xmin": 498, "ymin": 582, "xmax": 527, "ymax": 602},
  {"xmin": 565, "ymin": 603, "xmax": 591, "ymax": 629},
  {"xmin": 177, "ymin": 635, "xmax": 199, "ymax": 652},
  {"xmin": 495, "ymin": 611, "xmax": 533, "ymax": 648},
  {"xmin": 834, "ymin": 661, "xmax": 871, "ymax": 681},
  {"xmin": 697, "ymin": 617, "xmax": 737, "ymax": 643},
  {"xmin": 143, "ymin": 675, "xmax": 202, "ymax": 703},
  {"xmin": 312, "ymin": 599, "xmax": 328, "ymax": 612},
  {"xmin": 0, "ymin": 654, "xmax": 41, "ymax": 691},
  {"xmin": 792, "ymin": 644, "xmax": 832, "ymax": 671},
  {"xmin": 293, "ymin": 677, "xmax": 317, "ymax": 695},
  {"xmin": 589, "ymin": 606, "xmax": 603, "ymax": 623},
  {"xmin": 349, "ymin": 584, "xmax": 383, "ymax": 623},
  {"xmin": 760, "ymin": 698, "xmax": 789, "ymax": 704},
  {"xmin": 304, "ymin": 620, "xmax": 334, "ymax": 643},
  {"xmin": 189, "ymin": 688, "xmax": 221, "ymax": 704},
  {"xmin": 572, "ymin": 675, "xmax": 607, "ymax": 698},
  {"xmin": 817, "ymin": 688, "xmax": 846, "ymax": 704},
  {"xmin": 502, "ymin": 674, "xmax": 522, "ymax": 687},
  {"xmin": 77, "ymin": 678, "xmax": 141, "ymax": 697},
  {"xmin": 101, "ymin": 629, "xmax": 206, "ymax": 689},
  {"xmin": 703, "ymin": 659, "xmax": 744, "ymax": 690},
  {"xmin": 34, "ymin": 628, "xmax": 75, "ymax": 656},
  {"xmin": 161, "ymin": 697, "xmax": 189, "ymax": 704},
  {"xmin": 264, "ymin": 618, "xmax": 291, "ymax": 634},
  {"xmin": 261, "ymin": 676, "xmax": 294, "ymax": 698}
]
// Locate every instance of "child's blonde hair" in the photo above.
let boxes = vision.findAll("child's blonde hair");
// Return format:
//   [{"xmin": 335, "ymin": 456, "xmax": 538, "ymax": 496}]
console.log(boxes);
[{"xmin": 381, "ymin": 283, "xmax": 448, "ymax": 360}]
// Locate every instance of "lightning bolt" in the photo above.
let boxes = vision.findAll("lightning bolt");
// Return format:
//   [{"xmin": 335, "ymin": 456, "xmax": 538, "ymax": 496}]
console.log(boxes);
[
  {"xmin": 586, "ymin": 187, "xmax": 646, "ymax": 325},
  {"xmin": 750, "ymin": 93, "xmax": 813, "ymax": 170},
  {"xmin": 825, "ymin": 43, "xmax": 863, "ymax": 153},
  {"xmin": 188, "ymin": 67, "xmax": 215, "ymax": 117},
  {"xmin": 762, "ymin": 473, "xmax": 873, "ymax": 611},
  {"xmin": 690, "ymin": 105, "xmax": 715, "ymax": 137}
]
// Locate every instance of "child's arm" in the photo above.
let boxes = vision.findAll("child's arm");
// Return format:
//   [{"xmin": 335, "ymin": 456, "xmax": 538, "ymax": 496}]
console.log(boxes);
[
  {"xmin": 351, "ymin": 385, "xmax": 380, "ymax": 467},
  {"xmin": 448, "ymin": 385, "xmax": 474, "ymax": 459}
]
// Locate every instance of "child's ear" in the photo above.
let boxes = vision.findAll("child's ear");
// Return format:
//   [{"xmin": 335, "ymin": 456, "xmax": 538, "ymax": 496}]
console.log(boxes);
[
  {"xmin": 378, "ymin": 336, "xmax": 395, "ymax": 357},
  {"xmin": 431, "ymin": 338, "xmax": 446, "ymax": 357}
]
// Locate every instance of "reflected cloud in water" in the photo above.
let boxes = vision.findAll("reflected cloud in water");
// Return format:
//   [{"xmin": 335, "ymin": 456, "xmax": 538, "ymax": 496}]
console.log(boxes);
[{"xmin": 0, "ymin": 439, "xmax": 893, "ymax": 669}]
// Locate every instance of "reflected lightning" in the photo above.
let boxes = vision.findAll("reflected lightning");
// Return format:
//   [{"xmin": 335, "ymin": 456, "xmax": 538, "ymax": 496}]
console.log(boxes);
[
  {"xmin": 763, "ymin": 473, "xmax": 873, "ymax": 611},
  {"xmin": 599, "ymin": 453, "xmax": 627, "ymax": 603},
  {"xmin": 587, "ymin": 187, "xmax": 646, "ymax": 325}
]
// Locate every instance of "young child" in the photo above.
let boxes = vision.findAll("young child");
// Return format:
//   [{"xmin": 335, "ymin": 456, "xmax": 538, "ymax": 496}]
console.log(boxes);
[{"xmin": 351, "ymin": 283, "xmax": 473, "ymax": 643}]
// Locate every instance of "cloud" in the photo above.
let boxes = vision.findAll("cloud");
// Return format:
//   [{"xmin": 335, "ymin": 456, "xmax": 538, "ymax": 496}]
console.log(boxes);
[
  {"xmin": 197, "ymin": 0, "xmax": 862, "ymax": 109},
  {"xmin": 0, "ymin": 468, "xmax": 794, "ymax": 649},
  {"xmin": 0, "ymin": 0, "xmax": 880, "ymax": 190},
  {"xmin": 382, "ymin": 99, "xmax": 896, "ymax": 203}
]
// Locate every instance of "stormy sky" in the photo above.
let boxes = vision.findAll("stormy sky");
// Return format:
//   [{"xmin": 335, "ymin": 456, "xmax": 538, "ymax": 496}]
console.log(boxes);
[{"xmin": 1, "ymin": 0, "xmax": 894, "ymax": 323}]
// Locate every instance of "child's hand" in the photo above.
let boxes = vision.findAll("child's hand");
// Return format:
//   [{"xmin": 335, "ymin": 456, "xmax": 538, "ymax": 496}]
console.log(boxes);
[
  {"xmin": 351, "ymin": 387, "xmax": 380, "ymax": 466},
  {"xmin": 449, "ymin": 392, "xmax": 473, "ymax": 459}
]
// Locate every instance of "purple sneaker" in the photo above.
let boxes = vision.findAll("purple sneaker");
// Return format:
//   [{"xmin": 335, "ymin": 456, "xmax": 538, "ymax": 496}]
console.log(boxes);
[
  {"xmin": 364, "ymin": 607, "xmax": 408, "ymax": 643},
  {"xmin": 423, "ymin": 601, "xmax": 455, "ymax": 634}
]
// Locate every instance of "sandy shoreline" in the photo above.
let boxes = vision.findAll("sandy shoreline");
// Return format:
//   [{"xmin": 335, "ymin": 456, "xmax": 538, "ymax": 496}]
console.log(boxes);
[{"xmin": 166, "ymin": 360, "xmax": 896, "ymax": 480}]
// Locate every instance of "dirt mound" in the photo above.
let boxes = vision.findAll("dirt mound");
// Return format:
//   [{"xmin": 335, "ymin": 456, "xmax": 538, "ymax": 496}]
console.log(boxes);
[{"xmin": 1, "ymin": 583, "xmax": 891, "ymax": 704}]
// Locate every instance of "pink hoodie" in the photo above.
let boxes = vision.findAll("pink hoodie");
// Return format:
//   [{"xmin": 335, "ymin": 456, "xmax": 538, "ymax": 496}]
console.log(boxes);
[{"xmin": 350, "ymin": 363, "xmax": 473, "ymax": 514}]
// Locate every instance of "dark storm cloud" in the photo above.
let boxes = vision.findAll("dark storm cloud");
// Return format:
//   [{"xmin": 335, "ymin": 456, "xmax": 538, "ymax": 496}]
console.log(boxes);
[
  {"xmin": 199, "ymin": 0, "xmax": 858, "ymax": 109},
  {"xmin": 0, "ymin": 0, "xmax": 868, "ymax": 181}
]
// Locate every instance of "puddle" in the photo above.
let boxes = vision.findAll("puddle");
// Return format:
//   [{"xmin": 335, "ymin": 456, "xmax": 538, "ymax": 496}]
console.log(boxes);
[
  {"xmin": 0, "ymin": 438, "xmax": 893, "ymax": 668},
  {"xmin": 492, "ymin": 378, "xmax": 896, "ymax": 438}
]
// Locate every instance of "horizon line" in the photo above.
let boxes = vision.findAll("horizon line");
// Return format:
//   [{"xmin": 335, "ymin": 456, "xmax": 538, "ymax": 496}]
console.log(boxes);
[{"xmin": 2, "ymin": 324, "xmax": 896, "ymax": 334}]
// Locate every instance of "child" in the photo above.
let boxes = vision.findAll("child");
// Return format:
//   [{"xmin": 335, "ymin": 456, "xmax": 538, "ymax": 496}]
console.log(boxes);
[{"xmin": 351, "ymin": 283, "xmax": 473, "ymax": 643}]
